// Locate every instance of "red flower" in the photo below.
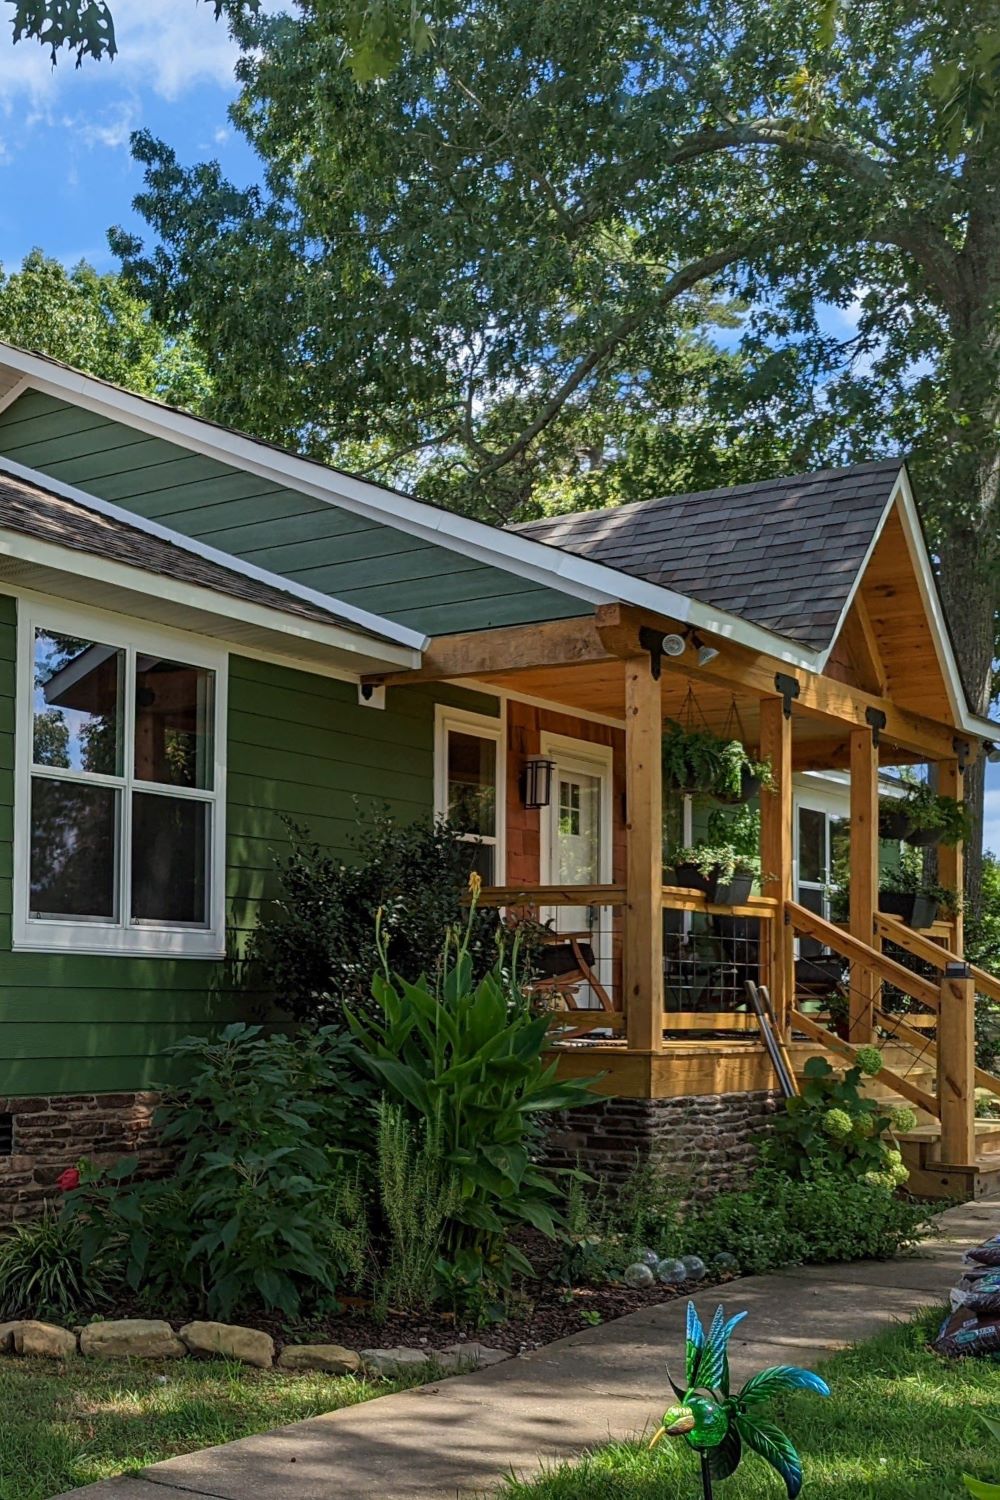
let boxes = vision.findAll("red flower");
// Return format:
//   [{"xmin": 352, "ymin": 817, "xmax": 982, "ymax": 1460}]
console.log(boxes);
[{"xmin": 56, "ymin": 1167, "xmax": 80, "ymax": 1192}]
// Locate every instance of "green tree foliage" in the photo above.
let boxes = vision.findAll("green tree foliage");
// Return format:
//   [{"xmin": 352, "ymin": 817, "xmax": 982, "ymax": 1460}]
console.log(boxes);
[
  {"xmin": 110, "ymin": 1, "xmax": 1000, "ymax": 891},
  {"xmin": 0, "ymin": 251, "xmax": 209, "ymax": 407}
]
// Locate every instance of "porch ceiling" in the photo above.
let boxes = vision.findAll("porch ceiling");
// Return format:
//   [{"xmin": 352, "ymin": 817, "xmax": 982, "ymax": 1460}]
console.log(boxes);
[{"xmin": 473, "ymin": 658, "xmax": 923, "ymax": 768}]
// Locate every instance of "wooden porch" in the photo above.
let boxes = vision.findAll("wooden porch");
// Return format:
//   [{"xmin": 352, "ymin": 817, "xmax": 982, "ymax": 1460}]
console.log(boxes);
[{"xmin": 374, "ymin": 587, "xmax": 999, "ymax": 1198}]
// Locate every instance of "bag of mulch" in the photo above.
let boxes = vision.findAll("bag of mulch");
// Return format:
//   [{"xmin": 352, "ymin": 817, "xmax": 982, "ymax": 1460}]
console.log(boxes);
[
  {"xmin": 934, "ymin": 1307, "xmax": 1000, "ymax": 1359},
  {"xmin": 951, "ymin": 1268, "xmax": 1000, "ymax": 1316},
  {"xmin": 965, "ymin": 1235, "xmax": 1000, "ymax": 1268}
]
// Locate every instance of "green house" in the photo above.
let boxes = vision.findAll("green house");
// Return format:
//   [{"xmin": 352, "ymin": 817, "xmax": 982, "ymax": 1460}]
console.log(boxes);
[{"xmin": 0, "ymin": 339, "xmax": 995, "ymax": 1209}]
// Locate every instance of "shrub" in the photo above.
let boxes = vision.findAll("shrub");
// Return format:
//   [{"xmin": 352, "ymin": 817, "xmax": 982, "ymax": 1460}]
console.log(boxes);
[
  {"xmin": 762, "ymin": 1054, "xmax": 909, "ymax": 1185},
  {"xmin": 0, "ymin": 1210, "xmax": 123, "ymax": 1320},
  {"xmin": 64, "ymin": 1023, "xmax": 374, "ymax": 1320},
  {"xmin": 249, "ymin": 810, "xmax": 504, "ymax": 1026},
  {"xmin": 673, "ymin": 1169, "xmax": 934, "ymax": 1275},
  {"xmin": 347, "ymin": 895, "xmax": 600, "ymax": 1302}
]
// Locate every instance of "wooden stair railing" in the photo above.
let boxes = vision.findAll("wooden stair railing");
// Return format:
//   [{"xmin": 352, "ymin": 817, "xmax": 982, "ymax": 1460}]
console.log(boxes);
[
  {"xmin": 789, "ymin": 1008, "xmax": 940, "ymax": 1116},
  {"xmin": 785, "ymin": 901, "xmax": 940, "ymax": 1010}
]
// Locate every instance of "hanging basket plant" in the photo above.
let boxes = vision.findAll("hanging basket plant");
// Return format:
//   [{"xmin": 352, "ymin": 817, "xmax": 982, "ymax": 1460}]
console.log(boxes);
[
  {"xmin": 661, "ymin": 690, "xmax": 775, "ymax": 803},
  {"xmin": 878, "ymin": 782, "xmax": 971, "ymax": 848}
]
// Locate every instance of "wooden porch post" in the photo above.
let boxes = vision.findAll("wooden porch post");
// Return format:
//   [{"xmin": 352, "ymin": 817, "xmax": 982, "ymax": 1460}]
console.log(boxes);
[
  {"xmin": 624, "ymin": 655, "xmax": 664, "ymax": 1052},
  {"xmin": 849, "ymin": 725, "xmax": 879, "ymax": 1043},
  {"xmin": 759, "ymin": 699, "xmax": 793, "ymax": 1032},
  {"xmin": 937, "ymin": 759, "xmax": 964, "ymax": 955},
  {"xmin": 938, "ymin": 965, "xmax": 976, "ymax": 1164}
]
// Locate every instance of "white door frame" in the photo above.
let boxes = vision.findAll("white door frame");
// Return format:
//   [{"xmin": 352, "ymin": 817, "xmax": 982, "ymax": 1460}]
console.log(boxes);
[{"xmin": 539, "ymin": 732, "xmax": 614, "ymax": 1000}]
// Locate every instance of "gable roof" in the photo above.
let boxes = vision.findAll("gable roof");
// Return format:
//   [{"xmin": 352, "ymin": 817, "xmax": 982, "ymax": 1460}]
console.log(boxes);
[
  {"xmin": 0, "ymin": 341, "xmax": 993, "ymax": 739},
  {"xmin": 513, "ymin": 461, "xmax": 902, "ymax": 654}
]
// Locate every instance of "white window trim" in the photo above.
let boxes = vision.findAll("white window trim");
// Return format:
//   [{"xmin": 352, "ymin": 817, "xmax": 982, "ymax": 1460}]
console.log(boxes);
[
  {"xmin": 14, "ymin": 597, "xmax": 228, "ymax": 958},
  {"xmin": 434, "ymin": 704, "xmax": 505, "ymax": 885}
]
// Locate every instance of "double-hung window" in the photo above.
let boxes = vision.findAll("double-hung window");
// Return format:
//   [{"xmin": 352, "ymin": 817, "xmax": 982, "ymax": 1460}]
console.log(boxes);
[
  {"xmin": 434, "ymin": 706, "xmax": 504, "ymax": 884},
  {"xmin": 15, "ymin": 603, "xmax": 227, "ymax": 956}
]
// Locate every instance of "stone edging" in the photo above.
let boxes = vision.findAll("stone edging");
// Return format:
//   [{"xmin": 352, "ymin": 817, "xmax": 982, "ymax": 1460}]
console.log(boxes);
[{"xmin": 0, "ymin": 1317, "xmax": 511, "ymax": 1375}]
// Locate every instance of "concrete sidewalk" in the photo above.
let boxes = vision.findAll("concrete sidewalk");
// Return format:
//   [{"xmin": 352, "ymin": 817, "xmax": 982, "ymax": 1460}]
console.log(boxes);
[{"xmin": 61, "ymin": 1198, "xmax": 998, "ymax": 1500}]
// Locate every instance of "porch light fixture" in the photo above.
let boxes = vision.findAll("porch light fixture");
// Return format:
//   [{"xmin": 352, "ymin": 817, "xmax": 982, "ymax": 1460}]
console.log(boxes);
[
  {"xmin": 985, "ymin": 739, "xmax": 1000, "ymax": 763},
  {"xmin": 522, "ymin": 755, "xmax": 556, "ymax": 809},
  {"xmin": 689, "ymin": 630, "xmax": 720, "ymax": 667}
]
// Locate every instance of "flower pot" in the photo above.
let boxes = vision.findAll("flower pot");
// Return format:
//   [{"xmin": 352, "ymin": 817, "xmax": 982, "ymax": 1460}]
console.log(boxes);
[
  {"xmin": 707, "ymin": 868, "xmax": 754, "ymax": 905},
  {"xmin": 879, "ymin": 806, "xmax": 912, "ymax": 841},
  {"xmin": 903, "ymin": 826, "xmax": 939, "ymax": 848},
  {"xmin": 714, "ymin": 767, "xmax": 762, "ymax": 805},
  {"xmin": 673, "ymin": 861, "xmax": 712, "ymax": 895},
  {"xmin": 878, "ymin": 891, "xmax": 939, "ymax": 929}
]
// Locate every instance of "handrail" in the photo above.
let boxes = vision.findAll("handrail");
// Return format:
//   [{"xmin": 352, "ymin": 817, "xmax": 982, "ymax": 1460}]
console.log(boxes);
[
  {"xmin": 476, "ymin": 883, "xmax": 626, "ymax": 906},
  {"xmin": 662, "ymin": 886, "xmax": 777, "ymax": 919},
  {"xmin": 786, "ymin": 901, "xmax": 941, "ymax": 1011},
  {"xmin": 790, "ymin": 1008, "xmax": 940, "ymax": 1117},
  {"xmin": 875, "ymin": 1005, "xmax": 1000, "ymax": 1102},
  {"xmin": 875, "ymin": 913, "xmax": 1000, "ymax": 1006}
]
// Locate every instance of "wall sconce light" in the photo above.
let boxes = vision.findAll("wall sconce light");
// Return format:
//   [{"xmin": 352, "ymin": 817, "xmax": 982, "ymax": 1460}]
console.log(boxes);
[
  {"xmin": 522, "ymin": 755, "xmax": 555, "ymax": 809},
  {"xmin": 689, "ymin": 630, "xmax": 720, "ymax": 667},
  {"xmin": 985, "ymin": 739, "xmax": 1000, "ymax": 763}
]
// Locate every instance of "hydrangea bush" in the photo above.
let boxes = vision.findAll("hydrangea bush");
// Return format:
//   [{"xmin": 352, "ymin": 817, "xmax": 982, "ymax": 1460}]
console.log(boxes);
[{"xmin": 762, "ymin": 1053, "xmax": 912, "ymax": 1185}]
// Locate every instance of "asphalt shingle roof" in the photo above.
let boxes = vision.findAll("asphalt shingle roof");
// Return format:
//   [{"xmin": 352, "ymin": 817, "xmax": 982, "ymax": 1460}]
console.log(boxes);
[
  {"xmin": 0, "ymin": 462, "xmax": 378, "ymax": 637},
  {"xmin": 512, "ymin": 460, "xmax": 903, "ymax": 651}
]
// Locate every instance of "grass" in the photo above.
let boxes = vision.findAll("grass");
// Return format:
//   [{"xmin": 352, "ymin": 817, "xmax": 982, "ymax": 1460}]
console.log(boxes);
[
  {"xmin": 0, "ymin": 1355, "xmax": 417, "ymax": 1500},
  {"xmin": 499, "ymin": 1309, "xmax": 1000, "ymax": 1500}
]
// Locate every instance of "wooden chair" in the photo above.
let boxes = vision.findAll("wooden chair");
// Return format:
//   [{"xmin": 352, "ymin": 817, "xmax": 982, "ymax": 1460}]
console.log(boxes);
[{"xmin": 528, "ymin": 928, "xmax": 615, "ymax": 1016}]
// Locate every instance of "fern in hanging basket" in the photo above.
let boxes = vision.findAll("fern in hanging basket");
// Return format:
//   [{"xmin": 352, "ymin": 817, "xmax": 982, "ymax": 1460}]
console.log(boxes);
[
  {"xmin": 713, "ymin": 740, "xmax": 776, "ymax": 804},
  {"xmin": 661, "ymin": 720, "xmax": 725, "ymax": 795}
]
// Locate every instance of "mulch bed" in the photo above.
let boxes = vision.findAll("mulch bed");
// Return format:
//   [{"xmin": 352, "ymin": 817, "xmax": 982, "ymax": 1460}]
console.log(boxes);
[{"xmin": 65, "ymin": 1235, "xmax": 729, "ymax": 1359}]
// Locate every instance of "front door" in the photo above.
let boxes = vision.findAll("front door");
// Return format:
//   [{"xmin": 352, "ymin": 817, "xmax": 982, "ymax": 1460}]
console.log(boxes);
[{"xmin": 540, "ymin": 736, "xmax": 612, "ymax": 1007}]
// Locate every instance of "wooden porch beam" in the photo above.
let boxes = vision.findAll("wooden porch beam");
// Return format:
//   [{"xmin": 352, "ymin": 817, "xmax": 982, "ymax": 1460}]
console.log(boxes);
[
  {"xmin": 849, "ymin": 725, "xmax": 880, "ymax": 1043},
  {"xmin": 937, "ymin": 759, "xmax": 965, "ymax": 953},
  {"xmin": 367, "ymin": 615, "xmax": 611, "ymax": 687},
  {"xmin": 938, "ymin": 969, "xmax": 976, "ymax": 1164},
  {"xmin": 623, "ymin": 655, "xmax": 664, "ymax": 1052},
  {"xmin": 759, "ymin": 698, "xmax": 793, "ymax": 1032},
  {"xmin": 595, "ymin": 604, "xmax": 966, "ymax": 762}
]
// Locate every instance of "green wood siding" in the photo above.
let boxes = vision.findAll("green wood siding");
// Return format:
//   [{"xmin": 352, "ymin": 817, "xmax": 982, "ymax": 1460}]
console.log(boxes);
[
  {"xmin": 0, "ymin": 392, "xmax": 584, "ymax": 636},
  {"xmin": 0, "ymin": 591, "xmax": 496, "ymax": 1095}
]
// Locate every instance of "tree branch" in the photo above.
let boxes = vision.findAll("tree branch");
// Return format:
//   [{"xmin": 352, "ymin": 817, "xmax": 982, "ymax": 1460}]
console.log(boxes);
[{"xmin": 471, "ymin": 240, "xmax": 756, "ymax": 481}]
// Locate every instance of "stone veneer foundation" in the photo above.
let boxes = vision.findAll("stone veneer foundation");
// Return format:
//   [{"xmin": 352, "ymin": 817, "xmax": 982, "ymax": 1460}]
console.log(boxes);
[
  {"xmin": 546, "ymin": 1090, "xmax": 781, "ymax": 1198},
  {"xmin": 0, "ymin": 1092, "xmax": 170, "ymax": 1220}
]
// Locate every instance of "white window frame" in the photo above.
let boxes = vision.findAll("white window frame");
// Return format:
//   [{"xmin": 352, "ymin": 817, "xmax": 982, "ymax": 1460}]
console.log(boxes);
[
  {"xmin": 14, "ymin": 598, "xmax": 228, "ymax": 958},
  {"xmin": 434, "ymin": 704, "xmax": 505, "ymax": 885}
]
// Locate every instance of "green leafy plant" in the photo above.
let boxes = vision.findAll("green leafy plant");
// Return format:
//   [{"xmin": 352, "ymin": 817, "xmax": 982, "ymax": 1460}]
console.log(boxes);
[
  {"xmin": 880, "ymin": 847, "xmax": 961, "ymax": 919},
  {"xmin": 0, "ymin": 1209, "xmax": 124, "ymax": 1321},
  {"xmin": 373, "ymin": 1099, "xmax": 460, "ymax": 1314},
  {"xmin": 661, "ymin": 722, "xmax": 774, "ymax": 802},
  {"xmin": 965, "ymin": 1415, "xmax": 1000, "ymax": 1498},
  {"xmin": 670, "ymin": 844, "xmax": 757, "ymax": 883},
  {"xmin": 346, "ymin": 892, "xmax": 600, "ymax": 1304},
  {"xmin": 671, "ymin": 1167, "xmax": 933, "ymax": 1275},
  {"xmin": 63, "ymin": 1023, "xmax": 375, "ymax": 1320},
  {"xmin": 761, "ymin": 1054, "xmax": 913, "ymax": 1186},
  {"xmin": 249, "ymin": 809, "xmax": 505, "ymax": 1027}
]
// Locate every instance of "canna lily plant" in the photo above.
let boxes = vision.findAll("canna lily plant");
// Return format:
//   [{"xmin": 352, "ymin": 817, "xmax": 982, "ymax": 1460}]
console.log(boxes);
[
  {"xmin": 649, "ymin": 1302, "xmax": 829, "ymax": 1498},
  {"xmin": 965, "ymin": 1415, "xmax": 1000, "ymax": 1498}
]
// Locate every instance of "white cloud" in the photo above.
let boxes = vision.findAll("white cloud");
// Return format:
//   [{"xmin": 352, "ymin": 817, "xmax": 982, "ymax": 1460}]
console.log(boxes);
[
  {"xmin": 0, "ymin": 0, "xmax": 289, "ymax": 109},
  {"xmin": 68, "ymin": 100, "xmax": 139, "ymax": 150}
]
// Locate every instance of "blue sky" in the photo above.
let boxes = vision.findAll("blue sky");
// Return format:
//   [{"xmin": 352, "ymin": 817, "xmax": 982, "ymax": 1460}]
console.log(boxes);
[{"xmin": 2, "ymin": 2, "xmax": 999, "ymax": 856}]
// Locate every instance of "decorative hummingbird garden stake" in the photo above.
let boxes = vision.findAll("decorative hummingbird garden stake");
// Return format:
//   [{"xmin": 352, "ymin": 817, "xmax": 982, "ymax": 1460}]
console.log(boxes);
[{"xmin": 648, "ymin": 1302, "xmax": 830, "ymax": 1499}]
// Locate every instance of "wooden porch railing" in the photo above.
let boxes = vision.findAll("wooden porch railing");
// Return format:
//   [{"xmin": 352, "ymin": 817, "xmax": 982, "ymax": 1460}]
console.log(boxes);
[
  {"xmin": 475, "ymin": 882, "xmax": 776, "ymax": 1040},
  {"xmin": 787, "ymin": 899, "xmax": 989, "ymax": 1165}
]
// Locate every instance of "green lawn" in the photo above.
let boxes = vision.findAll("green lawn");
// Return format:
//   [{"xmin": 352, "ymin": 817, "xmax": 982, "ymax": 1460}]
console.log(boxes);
[
  {"xmin": 0, "ymin": 1356, "xmax": 416, "ymax": 1500},
  {"xmin": 500, "ymin": 1310, "xmax": 1000, "ymax": 1500}
]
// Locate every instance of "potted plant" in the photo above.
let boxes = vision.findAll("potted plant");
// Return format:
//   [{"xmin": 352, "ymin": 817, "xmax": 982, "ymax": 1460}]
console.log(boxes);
[
  {"xmin": 878, "ymin": 854, "xmax": 959, "ymax": 930},
  {"xmin": 878, "ymin": 782, "xmax": 971, "ymax": 848},
  {"xmin": 713, "ymin": 738, "xmax": 776, "ymax": 804},
  {"xmin": 661, "ymin": 721, "xmax": 724, "ymax": 796},
  {"xmin": 670, "ymin": 843, "xmax": 758, "ymax": 904}
]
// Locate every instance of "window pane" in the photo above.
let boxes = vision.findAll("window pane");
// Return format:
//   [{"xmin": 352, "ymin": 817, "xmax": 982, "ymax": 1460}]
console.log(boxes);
[
  {"xmin": 798, "ymin": 807, "xmax": 826, "ymax": 883},
  {"xmin": 134, "ymin": 657, "xmax": 214, "ymax": 789},
  {"xmin": 30, "ymin": 778, "xmax": 118, "ymax": 919},
  {"xmin": 461, "ymin": 838, "xmax": 496, "ymax": 884},
  {"xmin": 447, "ymin": 730, "xmax": 496, "ymax": 837},
  {"xmin": 33, "ymin": 630, "xmax": 122, "ymax": 775},
  {"xmin": 131, "ymin": 793, "xmax": 209, "ymax": 925}
]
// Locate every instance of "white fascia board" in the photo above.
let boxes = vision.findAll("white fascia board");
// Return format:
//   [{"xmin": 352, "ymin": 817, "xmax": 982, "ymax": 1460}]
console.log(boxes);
[
  {"xmin": 0, "ymin": 449, "xmax": 426, "ymax": 656},
  {"xmin": 0, "ymin": 349, "xmax": 825, "ymax": 671},
  {"xmin": 0, "ymin": 528, "xmax": 420, "ymax": 671}
]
